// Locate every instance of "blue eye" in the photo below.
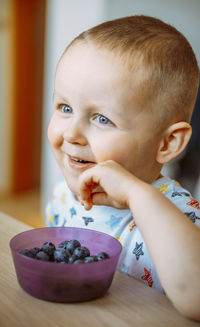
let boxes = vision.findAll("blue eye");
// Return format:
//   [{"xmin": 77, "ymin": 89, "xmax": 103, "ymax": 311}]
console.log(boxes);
[
  {"xmin": 96, "ymin": 115, "xmax": 111, "ymax": 125},
  {"xmin": 61, "ymin": 104, "xmax": 73, "ymax": 113}
]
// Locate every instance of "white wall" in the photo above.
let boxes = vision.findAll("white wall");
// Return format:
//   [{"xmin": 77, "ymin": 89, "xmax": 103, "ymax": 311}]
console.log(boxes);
[
  {"xmin": 104, "ymin": 0, "xmax": 200, "ymax": 65},
  {"xmin": 41, "ymin": 0, "xmax": 200, "ymax": 210}
]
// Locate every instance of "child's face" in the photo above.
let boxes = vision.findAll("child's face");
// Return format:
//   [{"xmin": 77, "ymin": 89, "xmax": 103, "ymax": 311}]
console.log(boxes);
[{"xmin": 48, "ymin": 43, "xmax": 162, "ymax": 195}]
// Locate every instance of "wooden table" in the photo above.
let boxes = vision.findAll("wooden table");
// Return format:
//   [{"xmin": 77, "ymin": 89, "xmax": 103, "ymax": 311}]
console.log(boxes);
[{"xmin": 0, "ymin": 212, "xmax": 199, "ymax": 327}]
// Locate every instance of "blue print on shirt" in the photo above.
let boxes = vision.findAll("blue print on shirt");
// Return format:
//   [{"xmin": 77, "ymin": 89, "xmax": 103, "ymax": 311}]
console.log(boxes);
[
  {"xmin": 105, "ymin": 215, "xmax": 123, "ymax": 231},
  {"xmin": 171, "ymin": 191, "xmax": 190, "ymax": 197},
  {"xmin": 82, "ymin": 216, "xmax": 94, "ymax": 226},
  {"xmin": 61, "ymin": 218, "xmax": 67, "ymax": 227},
  {"xmin": 54, "ymin": 214, "xmax": 59, "ymax": 225},
  {"xmin": 133, "ymin": 242, "xmax": 144, "ymax": 260},
  {"xmin": 185, "ymin": 211, "xmax": 200, "ymax": 223},
  {"xmin": 70, "ymin": 207, "xmax": 77, "ymax": 218}
]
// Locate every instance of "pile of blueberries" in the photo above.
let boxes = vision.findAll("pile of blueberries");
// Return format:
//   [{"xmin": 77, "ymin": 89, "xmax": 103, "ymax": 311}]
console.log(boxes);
[{"xmin": 20, "ymin": 239, "xmax": 109, "ymax": 264}]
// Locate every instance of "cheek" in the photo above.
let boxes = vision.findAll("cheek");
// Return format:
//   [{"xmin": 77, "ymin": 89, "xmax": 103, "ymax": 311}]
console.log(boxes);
[
  {"xmin": 90, "ymin": 132, "xmax": 157, "ymax": 177},
  {"xmin": 90, "ymin": 134, "xmax": 136, "ymax": 164},
  {"xmin": 47, "ymin": 116, "xmax": 63, "ymax": 149}
]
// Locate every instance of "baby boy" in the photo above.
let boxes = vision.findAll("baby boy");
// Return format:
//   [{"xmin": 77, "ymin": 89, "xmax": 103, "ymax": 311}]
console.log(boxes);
[{"xmin": 46, "ymin": 15, "xmax": 200, "ymax": 319}]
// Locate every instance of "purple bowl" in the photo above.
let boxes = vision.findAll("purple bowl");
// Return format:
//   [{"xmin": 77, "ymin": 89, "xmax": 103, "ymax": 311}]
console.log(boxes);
[{"xmin": 10, "ymin": 227, "xmax": 122, "ymax": 302}]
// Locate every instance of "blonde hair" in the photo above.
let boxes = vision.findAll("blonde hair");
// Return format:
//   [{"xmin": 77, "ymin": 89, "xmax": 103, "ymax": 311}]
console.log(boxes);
[{"xmin": 64, "ymin": 15, "xmax": 199, "ymax": 124}]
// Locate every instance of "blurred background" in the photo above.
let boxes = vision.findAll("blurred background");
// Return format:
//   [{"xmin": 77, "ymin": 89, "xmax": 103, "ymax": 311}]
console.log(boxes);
[{"xmin": 0, "ymin": 0, "xmax": 199, "ymax": 228}]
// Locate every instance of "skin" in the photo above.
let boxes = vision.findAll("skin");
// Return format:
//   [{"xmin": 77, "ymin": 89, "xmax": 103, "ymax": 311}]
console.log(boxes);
[
  {"xmin": 48, "ymin": 42, "xmax": 200, "ymax": 320},
  {"xmin": 79, "ymin": 160, "xmax": 200, "ymax": 320},
  {"xmin": 48, "ymin": 43, "xmax": 163, "ymax": 197}
]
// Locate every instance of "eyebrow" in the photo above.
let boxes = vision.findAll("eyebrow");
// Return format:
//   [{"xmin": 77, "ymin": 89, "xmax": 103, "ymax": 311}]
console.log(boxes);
[{"xmin": 53, "ymin": 91, "xmax": 70, "ymax": 104}]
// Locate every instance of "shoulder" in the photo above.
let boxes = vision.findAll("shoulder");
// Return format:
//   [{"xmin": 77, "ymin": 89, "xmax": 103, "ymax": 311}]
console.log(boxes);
[
  {"xmin": 153, "ymin": 176, "xmax": 190, "ymax": 199},
  {"xmin": 153, "ymin": 176, "xmax": 200, "ymax": 227}
]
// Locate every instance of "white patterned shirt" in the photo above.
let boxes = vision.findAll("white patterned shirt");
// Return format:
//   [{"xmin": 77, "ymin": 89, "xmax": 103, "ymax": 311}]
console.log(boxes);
[{"xmin": 46, "ymin": 176, "xmax": 200, "ymax": 292}]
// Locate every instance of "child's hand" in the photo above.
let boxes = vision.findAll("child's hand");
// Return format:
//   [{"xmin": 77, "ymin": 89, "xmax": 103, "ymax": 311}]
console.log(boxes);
[
  {"xmin": 79, "ymin": 160, "xmax": 200, "ymax": 320},
  {"xmin": 78, "ymin": 160, "xmax": 139, "ymax": 210}
]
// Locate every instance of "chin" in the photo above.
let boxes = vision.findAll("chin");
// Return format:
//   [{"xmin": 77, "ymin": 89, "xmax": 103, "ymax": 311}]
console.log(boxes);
[{"xmin": 64, "ymin": 176, "xmax": 80, "ymax": 196}]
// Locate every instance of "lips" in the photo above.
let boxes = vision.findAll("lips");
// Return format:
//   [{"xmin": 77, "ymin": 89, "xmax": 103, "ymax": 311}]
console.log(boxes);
[
  {"xmin": 70, "ymin": 157, "xmax": 91, "ymax": 164},
  {"xmin": 67, "ymin": 155, "xmax": 96, "ymax": 171}
]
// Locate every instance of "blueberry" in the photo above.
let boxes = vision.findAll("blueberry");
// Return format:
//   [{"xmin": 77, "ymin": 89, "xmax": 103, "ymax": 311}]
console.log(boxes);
[
  {"xmin": 30, "ymin": 247, "xmax": 41, "ymax": 257},
  {"xmin": 19, "ymin": 239, "xmax": 109, "ymax": 265},
  {"xmin": 36, "ymin": 251, "xmax": 51, "ymax": 261},
  {"xmin": 73, "ymin": 246, "xmax": 90, "ymax": 259},
  {"xmin": 20, "ymin": 249, "xmax": 35, "ymax": 258},
  {"xmin": 54, "ymin": 248, "xmax": 71, "ymax": 263},
  {"xmin": 41, "ymin": 242, "xmax": 56, "ymax": 256},
  {"xmin": 84, "ymin": 256, "xmax": 98, "ymax": 263},
  {"xmin": 97, "ymin": 252, "xmax": 109, "ymax": 261},
  {"xmin": 68, "ymin": 254, "xmax": 77, "ymax": 264},
  {"xmin": 73, "ymin": 259, "xmax": 84, "ymax": 264},
  {"xmin": 58, "ymin": 240, "xmax": 69, "ymax": 249},
  {"xmin": 66, "ymin": 239, "xmax": 81, "ymax": 254}
]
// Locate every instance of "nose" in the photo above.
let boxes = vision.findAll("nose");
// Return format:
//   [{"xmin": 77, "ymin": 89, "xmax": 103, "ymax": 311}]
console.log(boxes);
[{"xmin": 63, "ymin": 119, "xmax": 88, "ymax": 146}]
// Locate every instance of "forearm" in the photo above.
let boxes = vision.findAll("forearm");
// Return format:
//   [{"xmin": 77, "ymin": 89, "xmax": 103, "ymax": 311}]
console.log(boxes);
[
  {"xmin": 128, "ymin": 180, "xmax": 200, "ymax": 319},
  {"xmin": 79, "ymin": 161, "xmax": 200, "ymax": 319}
]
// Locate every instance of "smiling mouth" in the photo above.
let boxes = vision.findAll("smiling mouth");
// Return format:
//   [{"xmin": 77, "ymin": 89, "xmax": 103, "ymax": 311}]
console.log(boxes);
[
  {"xmin": 68, "ymin": 155, "xmax": 96, "ymax": 170},
  {"xmin": 71, "ymin": 157, "xmax": 91, "ymax": 164}
]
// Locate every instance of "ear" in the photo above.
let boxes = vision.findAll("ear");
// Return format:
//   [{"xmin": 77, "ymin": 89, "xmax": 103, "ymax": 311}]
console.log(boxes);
[{"xmin": 156, "ymin": 122, "xmax": 192, "ymax": 164}]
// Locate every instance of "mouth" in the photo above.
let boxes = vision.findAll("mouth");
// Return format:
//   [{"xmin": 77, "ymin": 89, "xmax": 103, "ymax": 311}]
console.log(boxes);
[
  {"xmin": 71, "ymin": 157, "xmax": 92, "ymax": 164},
  {"xmin": 67, "ymin": 155, "xmax": 96, "ymax": 170}
]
